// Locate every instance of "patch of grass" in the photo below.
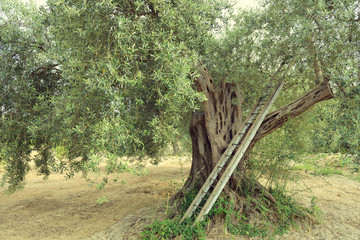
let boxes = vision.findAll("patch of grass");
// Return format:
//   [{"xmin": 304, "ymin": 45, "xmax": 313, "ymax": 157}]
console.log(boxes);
[
  {"xmin": 294, "ymin": 153, "xmax": 344, "ymax": 176},
  {"xmin": 227, "ymin": 215, "xmax": 269, "ymax": 237},
  {"xmin": 141, "ymin": 218, "xmax": 208, "ymax": 240},
  {"xmin": 96, "ymin": 196, "xmax": 109, "ymax": 205},
  {"xmin": 352, "ymin": 175, "xmax": 360, "ymax": 182},
  {"xmin": 292, "ymin": 163, "xmax": 315, "ymax": 172},
  {"xmin": 340, "ymin": 155, "xmax": 360, "ymax": 173},
  {"xmin": 312, "ymin": 167, "xmax": 342, "ymax": 176},
  {"xmin": 293, "ymin": 153, "xmax": 360, "ymax": 183},
  {"xmin": 141, "ymin": 187, "xmax": 208, "ymax": 240}
]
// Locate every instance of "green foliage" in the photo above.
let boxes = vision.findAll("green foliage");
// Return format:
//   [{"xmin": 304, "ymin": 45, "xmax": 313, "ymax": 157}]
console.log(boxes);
[
  {"xmin": 247, "ymin": 115, "xmax": 308, "ymax": 188},
  {"xmin": 0, "ymin": 0, "xmax": 59, "ymax": 192},
  {"xmin": 293, "ymin": 153, "xmax": 360, "ymax": 181},
  {"xmin": 308, "ymin": 96, "xmax": 360, "ymax": 172},
  {"xmin": 142, "ymin": 180, "xmax": 317, "ymax": 239},
  {"xmin": 227, "ymin": 216, "xmax": 268, "ymax": 238},
  {"xmin": 340, "ymin": 155, "xmax": 360, "ymax": 174},
  {"xmin": 258, "ymin": 0, "xmax": 360, "ymax": 164},
  {"xmin": 249, "ymin": 97, "xmax": 359, "ymax": 182},
  {"xmin": 141, "ymin": 186, "xmax": 208, "ymax": 239},
  {"xmin": 96, "ymin": 196, "xmax": 109, "ymax": 205},
  {"xmin": 0, "ymin": 0, "xmax": 231, "ymax": 192},
  {"xmin": 312, "ymin": 168, "xmax": 342, "ymax": 176},
  {"xmin": 141, "ymin": 218, "xmax": 207, "ymax": 240},
  {"xmin": 270, "ymin": 188, "xmax": 311, "ymax": 235}
]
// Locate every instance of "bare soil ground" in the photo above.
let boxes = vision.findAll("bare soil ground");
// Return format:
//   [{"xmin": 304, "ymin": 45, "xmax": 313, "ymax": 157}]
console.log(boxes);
[{"xmin": 1, "ymin": 155, "xmax": 360, "ymax": 240}]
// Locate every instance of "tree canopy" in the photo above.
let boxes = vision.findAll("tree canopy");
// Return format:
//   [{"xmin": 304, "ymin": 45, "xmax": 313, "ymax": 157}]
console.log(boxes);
[{"xmin": 0, "ymin": 0, "xmax": 233, "ymax": 192}]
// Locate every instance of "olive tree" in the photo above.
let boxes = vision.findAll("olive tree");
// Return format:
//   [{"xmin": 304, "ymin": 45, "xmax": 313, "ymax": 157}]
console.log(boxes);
[{"xmin": 1, "ymin": 0, "xmax": 358, "ymax": 211}]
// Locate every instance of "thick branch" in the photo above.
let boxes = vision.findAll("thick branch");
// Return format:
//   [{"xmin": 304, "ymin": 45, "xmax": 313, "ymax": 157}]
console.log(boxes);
[
  {"xmin": 254, "ymin": 81, "xmax": 334, "ymax": 142},
  {"xmin": 236, "ymin": 81, "xmax": 334, "ymax": 173}
]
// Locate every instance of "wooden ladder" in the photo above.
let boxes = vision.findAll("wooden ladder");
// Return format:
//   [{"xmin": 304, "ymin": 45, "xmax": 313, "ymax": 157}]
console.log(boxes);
[{"xmin": 180, "ymin": 81, "xmax": 284, "ymax": 224}]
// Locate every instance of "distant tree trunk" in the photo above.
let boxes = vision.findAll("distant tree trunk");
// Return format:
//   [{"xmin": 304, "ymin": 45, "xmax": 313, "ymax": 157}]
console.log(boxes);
[
  {"xmin": 171, "ymin": 137, "xmax": 181, "ymax": 155},
  {"xmin": 182, "ymin": 65, "xmax": 334, "ymax": 192}
]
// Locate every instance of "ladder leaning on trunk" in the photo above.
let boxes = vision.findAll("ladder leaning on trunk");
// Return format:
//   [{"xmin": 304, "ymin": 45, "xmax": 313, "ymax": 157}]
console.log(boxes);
[{"xmin": 180, "ymin": 81, "xmax": 284, "ymax": 225}]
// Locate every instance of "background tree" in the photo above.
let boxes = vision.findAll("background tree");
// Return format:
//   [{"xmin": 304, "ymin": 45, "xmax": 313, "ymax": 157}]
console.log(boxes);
[{"xmin": 0, "ymin": 0, "xmax": 62, "ymax": 190}]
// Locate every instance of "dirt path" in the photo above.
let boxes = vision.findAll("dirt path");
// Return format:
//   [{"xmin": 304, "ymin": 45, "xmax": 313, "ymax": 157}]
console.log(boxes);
[
  {"xmin": 1, "ymin": 157, "xmax": 360, "ymax": 240},
  {"xmin": 0, "ymin": 157, "xmax": 189, "ymax": 240}
]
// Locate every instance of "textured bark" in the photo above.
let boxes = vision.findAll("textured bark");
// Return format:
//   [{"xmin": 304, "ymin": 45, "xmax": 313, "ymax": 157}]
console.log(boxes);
[
  {"xmin": 184, "ymin": 65, "xmax": 334, "ymax": 192},
  {"xmin": 185, "ymin": 65, "xmax": 243, "ymax": 189}
]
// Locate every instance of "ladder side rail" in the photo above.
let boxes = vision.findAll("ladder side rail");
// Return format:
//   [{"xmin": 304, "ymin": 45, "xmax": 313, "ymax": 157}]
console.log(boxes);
[
  {"xmin": 193, "ymin": 82, "xmax": 284, "ymax": 224},
  {"xmin": 180, "ymin": 95, "xmax": 266, "ymax": 222}
]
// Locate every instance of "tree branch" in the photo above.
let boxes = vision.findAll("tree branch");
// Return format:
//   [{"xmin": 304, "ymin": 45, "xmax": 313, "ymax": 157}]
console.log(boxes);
[
  {"xmin": 237, "ymin": 80, "xmax": 334, "ymax": 173},
  {"xmin": 30, "ymin": 64, "xmax": 59, "ymax": 78},
  {"xmin": 254, "ymin": 81, "xmax": 334, "ymax": 142}
]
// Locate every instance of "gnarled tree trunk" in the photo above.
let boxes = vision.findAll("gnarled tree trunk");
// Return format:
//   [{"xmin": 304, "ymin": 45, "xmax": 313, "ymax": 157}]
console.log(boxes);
[{"xmin": 183, "ymin": 65, "xmax": 334, "ymax": 193}]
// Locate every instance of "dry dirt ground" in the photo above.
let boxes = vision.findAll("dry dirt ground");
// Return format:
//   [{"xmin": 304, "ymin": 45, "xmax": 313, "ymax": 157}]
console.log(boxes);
[{"xmin": 1, "ymin": 156, "xmax": 360, "ymax": 240}]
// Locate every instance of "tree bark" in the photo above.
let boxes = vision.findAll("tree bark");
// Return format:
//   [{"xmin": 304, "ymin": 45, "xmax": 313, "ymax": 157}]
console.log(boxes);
[
  {"xmin": 185, "ymin": 65, "xmax": 243, "ymax": 189},
  {"xmin": 183, "ymin": 65, "xmax": 334, "ymax": 192}
]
